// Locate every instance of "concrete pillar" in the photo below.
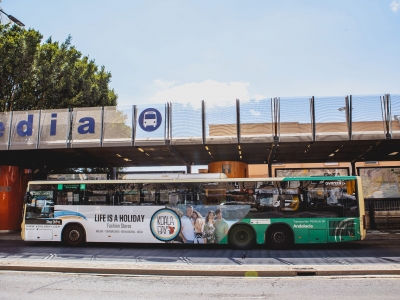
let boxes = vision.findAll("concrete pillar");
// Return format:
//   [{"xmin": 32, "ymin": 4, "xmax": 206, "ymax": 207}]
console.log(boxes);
[
  {"xmin": 0, "ymin": 166, "xmax": 31, "ymax": 231},
  {"xmin": 208, "ymin": 161, "xmax": 249, "ymax": 178}
]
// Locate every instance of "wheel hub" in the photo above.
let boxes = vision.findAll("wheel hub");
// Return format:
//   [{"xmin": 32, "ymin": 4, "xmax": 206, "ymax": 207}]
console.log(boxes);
[
  {"xmin": 69, "ymin": 230, "xmax": 80, "ymax": 241},
  {"xmin": 273, "ymin": 231, "xmax": 286, "ymax": 244},
  {"xmin": 235, "ymin": 231, "xmax": 248, "ymax": 244}
]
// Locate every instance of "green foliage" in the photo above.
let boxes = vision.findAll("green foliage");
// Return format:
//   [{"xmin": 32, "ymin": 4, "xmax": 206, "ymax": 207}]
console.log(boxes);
[{"xmin": 0, "ymin": 24, "xmax": 117, "ymax": 112}]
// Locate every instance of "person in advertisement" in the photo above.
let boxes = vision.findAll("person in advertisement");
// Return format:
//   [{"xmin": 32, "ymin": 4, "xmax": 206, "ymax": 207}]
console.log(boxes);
[
  {"xmin": 214, "ymin": 208, "xmax": 229, "ymax": 243},
  {"xmin": 192, "ymin": 210, "xmax": 205, "ymax": 244},
  {"xmin": 179, "ymin": 206, "xmax": 195, "ymax": 243},
  {"xmin": 203, "ymin": 210, "xmax": 216, "ymax": 244}
]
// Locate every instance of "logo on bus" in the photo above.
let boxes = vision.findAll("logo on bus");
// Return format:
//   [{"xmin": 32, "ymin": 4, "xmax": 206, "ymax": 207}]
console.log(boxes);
[
  {"xmin": 325, "ymin": 181, "xmax": 345, "ymax": 186},
  {"xmin": 0, "ymin": 186, "xmax": 12, "ymax": 192},
  {"xmin": 150, "ymin": 208, "xmax": 181, "ymax": 241}
]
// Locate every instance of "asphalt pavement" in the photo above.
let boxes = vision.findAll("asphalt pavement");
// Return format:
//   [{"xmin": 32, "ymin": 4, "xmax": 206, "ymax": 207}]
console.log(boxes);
[{"xmin": 1, "ymin": 230, "xmax": 400, "ymax": 277}]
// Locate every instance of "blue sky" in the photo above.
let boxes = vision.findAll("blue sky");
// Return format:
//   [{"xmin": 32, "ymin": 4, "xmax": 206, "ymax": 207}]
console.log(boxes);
[{"xmin": 2, "ymin": 0, "xmax": 400, "ymax": 109}]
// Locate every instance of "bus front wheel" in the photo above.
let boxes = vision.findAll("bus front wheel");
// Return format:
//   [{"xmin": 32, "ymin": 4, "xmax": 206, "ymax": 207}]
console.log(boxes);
[
  {"xmin": 229, "ymin": 225, "xmax": 255, "ymax": 250},
  {"xmin": 63, "ymin": 224, "xmax": 85, "ymax": 246},
  {"xmin": 267, "ymin": 225, "xmax": 292, "ymax": 250}
]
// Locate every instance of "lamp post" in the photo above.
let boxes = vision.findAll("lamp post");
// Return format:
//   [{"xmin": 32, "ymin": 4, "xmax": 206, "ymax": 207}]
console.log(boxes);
[{"xmin": 0, "ymin": 9, "xmax": 25, "ymax": 26}]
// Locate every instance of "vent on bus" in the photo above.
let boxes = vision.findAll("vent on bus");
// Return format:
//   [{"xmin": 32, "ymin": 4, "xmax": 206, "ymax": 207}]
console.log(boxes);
[{"xmin": 328, "ymin": 220, "xmax": 355, "ymax": 236}]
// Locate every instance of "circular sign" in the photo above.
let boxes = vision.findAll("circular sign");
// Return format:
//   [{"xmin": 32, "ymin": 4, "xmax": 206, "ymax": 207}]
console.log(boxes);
[
  {"xmin": 150, "ymin": 209, "xmax": 181, "ymax": 241},
  {"xmin": 138, "ymin": 108, "xmax": 162, "ymax": 132}
]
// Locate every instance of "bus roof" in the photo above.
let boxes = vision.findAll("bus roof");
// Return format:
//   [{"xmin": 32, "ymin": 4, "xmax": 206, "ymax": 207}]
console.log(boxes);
[
  {"xmin": 27, "ymin": 175, "xmax": 359, "ymax": 186},
  {"xmin": 120, "ymin": 173, "xmax": 228, "ymax": 180}
]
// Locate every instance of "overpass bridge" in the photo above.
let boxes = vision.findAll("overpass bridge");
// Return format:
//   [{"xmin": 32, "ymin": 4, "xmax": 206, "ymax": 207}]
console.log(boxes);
[{"xmin": 0, "ymin": 94, "xmax": 399, "ymax": 173}]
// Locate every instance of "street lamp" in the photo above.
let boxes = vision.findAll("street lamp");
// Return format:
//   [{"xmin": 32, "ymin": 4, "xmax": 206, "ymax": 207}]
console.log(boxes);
[{"xmin": 0, "ymin": 9, "xmax": 25, "ymax": 26}]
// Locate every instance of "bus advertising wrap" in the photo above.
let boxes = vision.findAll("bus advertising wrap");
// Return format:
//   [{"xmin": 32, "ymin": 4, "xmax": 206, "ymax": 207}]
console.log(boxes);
[
  {"xmin": 22, "ymin": 177, "xmax": 366, "ymax": 249},
  {"xmin": 24, "ymin": 205, "xmax": 250, "ymax": 244}
]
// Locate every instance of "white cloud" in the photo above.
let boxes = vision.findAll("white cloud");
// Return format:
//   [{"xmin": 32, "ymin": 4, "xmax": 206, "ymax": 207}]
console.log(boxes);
[
  {"xmin": 391, "ymin": 0, "xmax": 400, "ymax": 12},
  {"xmin": 154, "ymin": 79, "xmax": 178, "ymax": 89},
  {"xmin": 253, "ymin": 94, "xmax": 267, "ymax": 101},
  {"xmin": 149, "ymin": 80, "xmax": 250, "ymax": 108},
  {"xmin": 250, "ymin": 109, "xmax": 262, "ymax": 116}
]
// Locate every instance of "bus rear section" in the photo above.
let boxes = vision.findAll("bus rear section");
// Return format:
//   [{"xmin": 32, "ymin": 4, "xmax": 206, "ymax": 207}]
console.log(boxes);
[
  {"xmin": 21, "ymin": 176, "xmax": 366, "ymax": 249},
  {"xmin": 235, "ymin": 176, "xmax": 366, "ymax": 249}
]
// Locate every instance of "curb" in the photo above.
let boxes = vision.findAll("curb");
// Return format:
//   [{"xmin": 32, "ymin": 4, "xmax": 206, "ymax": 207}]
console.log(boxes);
[{"xmin": 2, "ymin": 262, "xmax": 400, "ymax": 277}]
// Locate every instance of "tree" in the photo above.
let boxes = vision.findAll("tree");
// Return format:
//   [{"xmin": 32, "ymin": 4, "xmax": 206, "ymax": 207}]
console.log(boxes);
[
  {"xmin": 0, "ymin": 24, "xmax": 117, "ymax": 112},
  {"xmin": 0, "ymin": 23, "xmax": 123, "ymax": 175}
]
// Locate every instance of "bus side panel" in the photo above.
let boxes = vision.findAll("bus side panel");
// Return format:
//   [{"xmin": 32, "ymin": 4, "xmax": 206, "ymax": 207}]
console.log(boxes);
[
  {"xmin": 55, "ymin": 205, "xmax": 165, "ymax": 244},
  {"xmin": 24, "ymin": 222, "xmax": 63, "ymax": 242},
  {"xmin": 243, "ymin": 217, "xmax": 361, "ymax": 245}
]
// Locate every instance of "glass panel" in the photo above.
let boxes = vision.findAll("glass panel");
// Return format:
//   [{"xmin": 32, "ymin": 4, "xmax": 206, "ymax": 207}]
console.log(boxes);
[
  {"xmin": 71, "ymin": 107, "xmax": 103, "ymax": 148},
  {"xmin": 352, "ymin": 95, "xmax": 385, "ymax": 140},
  {"xmin": 134, "ymin": 104, "xmax": 166, "ymax": 146},
  {"xmin": 205, "ymin": 101, "xmax": 237, "ymax": 144},
  {"xmin": 359, "ymin": 167, "xmax": 400, "ymax": 199},
  {"xmin": 391, "ymin": 94, "xmax": 400, "ymax": 139},
  {"xmin": 86, "ymin": 190, "xmax": 107, "ymax": 205},
  {"xmin": 0, "ymin": 111, "xmax": 12, "ymax": 150},
  {"xmin": 47, "ymin": 174, "xmax": 107, "ymax": 180},
  {"xmin": 25, "ymin": 190, "xmax": 54, "ymax": 219},
  {"xmin": 315, "ymin": 96, "xmax": 348, "ymax": 141},
  {"xmin": 252, "ymin": 180, "xmax": 358, "ymax": 218},
  {"xmin": 171, "ymin": 102, "xmax": 202, "ymax": 145},
  {"xmin": 276, "ymin": 168, "xmax": 349, "ymax": 177},
  {"xmin": 9, "ymin": 110, "xmax": 40, "ymax": 150},
  {"xmin": 240, "ymin": 99, "xmax": 273, "ymax": 143},
  {"xmin": 102, "ymin": 106, "xmax": 133, "ymax": 147},
  {"xmin": 280, "ymin": 97, "xmax": 312, "ymax": 142},
  {"xmin": 38, "ymin": 109, "xmax": 70, "ymax": 149}
]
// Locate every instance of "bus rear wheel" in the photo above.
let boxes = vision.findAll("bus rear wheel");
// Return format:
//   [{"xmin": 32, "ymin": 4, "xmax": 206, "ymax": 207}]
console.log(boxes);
[
  {"xmin": 229, "ymin": 225, "xmax": 255, "ymax": 250},
  {"xmin": 267, "ymin": 225, "xmax": 292, "ymax": 250},
  {"xmin": 63, "ymin": 224, "xmax": 85, "ymax": 246}
]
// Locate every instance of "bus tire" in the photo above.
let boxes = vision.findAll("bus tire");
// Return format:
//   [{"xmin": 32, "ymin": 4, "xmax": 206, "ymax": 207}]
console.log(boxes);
[
  {"xmin": 229, "ymin": 225, "xmax": 255, "ymax": 250},
  {"xmin": 267, "ymin": 225, "xmax": 292, "ymax": 250},
  {"xmin": 62, "ymin": 224, "xmax": 85, "ymax": 246}
]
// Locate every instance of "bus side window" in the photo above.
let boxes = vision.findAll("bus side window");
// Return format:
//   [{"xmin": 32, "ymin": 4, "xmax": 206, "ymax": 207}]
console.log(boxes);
[{"xmin": 168, "ymin": 193, "xmax": 179, "ymax": 206}]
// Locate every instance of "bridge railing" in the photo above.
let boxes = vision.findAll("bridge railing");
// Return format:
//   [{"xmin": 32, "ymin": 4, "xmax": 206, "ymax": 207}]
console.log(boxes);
[{"xmin": 1, "ymin": 94, "xmax": 399, "ymax": 149}]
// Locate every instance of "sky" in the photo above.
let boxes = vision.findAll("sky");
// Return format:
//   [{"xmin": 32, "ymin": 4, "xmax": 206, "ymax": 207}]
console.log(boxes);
[{"xmin": 2, "ymin": 0, "xmax": 400, "ymax": 110}]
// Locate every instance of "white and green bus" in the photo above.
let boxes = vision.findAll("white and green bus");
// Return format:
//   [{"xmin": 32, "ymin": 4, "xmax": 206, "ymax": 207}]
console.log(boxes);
[{"xmin": 21, "ymin": 174, "xmax": 366, "ymax": 249}]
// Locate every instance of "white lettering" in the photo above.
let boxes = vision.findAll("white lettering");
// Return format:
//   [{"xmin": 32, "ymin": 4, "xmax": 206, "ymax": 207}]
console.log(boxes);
[{"xmin": 293, "ymin": 224, "xmax": 314, "ymax": 229}]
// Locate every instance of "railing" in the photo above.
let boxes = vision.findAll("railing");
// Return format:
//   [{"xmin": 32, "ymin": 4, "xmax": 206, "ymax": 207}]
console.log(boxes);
[
  {"xmin": 0, "ymin": 94, "xmax": 399, "ymax": 149},
  {"xmin": 365, "ymin": 198, "xmax": 400, "ymax": 229}
]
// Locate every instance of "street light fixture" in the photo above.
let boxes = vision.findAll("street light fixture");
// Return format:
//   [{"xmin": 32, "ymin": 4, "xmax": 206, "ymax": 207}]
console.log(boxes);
[{"xmin": 0, "ymin": 9, "xmax": 25, "ymax": 26}]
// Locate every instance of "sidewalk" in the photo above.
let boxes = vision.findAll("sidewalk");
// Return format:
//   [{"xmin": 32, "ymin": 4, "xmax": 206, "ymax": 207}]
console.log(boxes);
[
  {"xmin": 0, "ymin": 231, "xmax": 21, "ymax": 241},
  {"xmin": 1, "ymin": 230, "xmax": 400, "ymax": 277},
  {"xmin": 1, "ymin": 260, "xmax": 400, "ymax": 277}
]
